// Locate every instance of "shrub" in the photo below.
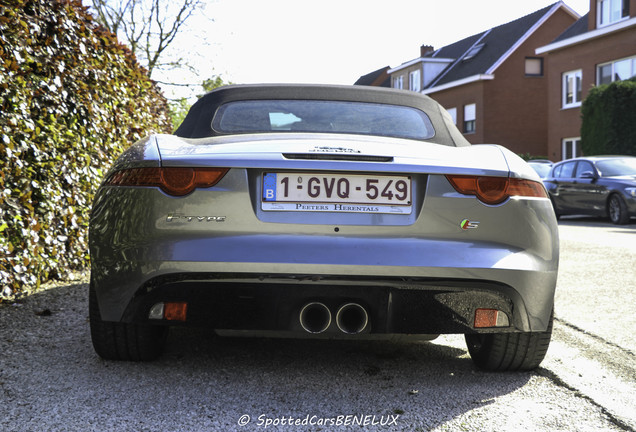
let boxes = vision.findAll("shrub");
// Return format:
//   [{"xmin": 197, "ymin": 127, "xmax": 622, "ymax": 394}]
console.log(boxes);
[
  {"xmin": 581, "ymin": 78, "xmax": 636, "ymax": 156},
  {"xmin": 0, "ymin": 0, "xmax": 172, "ymax": 300}
]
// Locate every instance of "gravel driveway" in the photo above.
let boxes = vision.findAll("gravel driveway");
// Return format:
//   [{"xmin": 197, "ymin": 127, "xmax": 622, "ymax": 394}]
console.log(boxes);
[{"xmin": 1, "ymin": 276, "xmax": 624, "ymax": 432}]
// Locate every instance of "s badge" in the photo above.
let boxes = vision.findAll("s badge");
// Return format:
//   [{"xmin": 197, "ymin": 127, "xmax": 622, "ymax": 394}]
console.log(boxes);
[{"xmin": 460, "ymin": 219, "xmax": 480, "ymax": 230}]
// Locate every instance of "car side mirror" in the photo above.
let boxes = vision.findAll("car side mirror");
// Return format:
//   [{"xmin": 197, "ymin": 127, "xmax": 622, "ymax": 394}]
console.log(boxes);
[{"xmin": 580, "ymin": 171, "xmax": 597, "ymax": 179}]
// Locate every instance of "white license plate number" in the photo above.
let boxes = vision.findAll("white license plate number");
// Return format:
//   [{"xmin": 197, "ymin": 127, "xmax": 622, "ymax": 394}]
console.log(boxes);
[{"xmin": 262, "ymin": 173, "xmax": 412, "ymax": 214}]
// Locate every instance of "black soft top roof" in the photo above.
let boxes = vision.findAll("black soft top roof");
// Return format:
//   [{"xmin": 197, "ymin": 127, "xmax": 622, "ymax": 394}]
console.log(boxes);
[{"xmin": 174, "ymin": 84, "xmax": 470, "ymax": 147}]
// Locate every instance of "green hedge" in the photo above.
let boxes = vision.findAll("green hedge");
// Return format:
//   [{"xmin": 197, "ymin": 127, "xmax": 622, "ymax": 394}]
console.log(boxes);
[
  {"xmin": 581, "ymin": 77, "xmax": 636, "ymax": 156},
  {"xmin": 0, "ymin": 0, "xmax": 172, "ymax": 300}
]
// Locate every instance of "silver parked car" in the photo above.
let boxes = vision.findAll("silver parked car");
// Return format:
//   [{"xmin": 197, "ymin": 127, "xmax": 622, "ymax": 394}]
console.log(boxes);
[
  {"xmin": 89, "ymin": 84, "xmax": 559, "ymax": 371},
  {"xmin": 528, "ymin": 160, "xmax": 553, "ymax": 180}
]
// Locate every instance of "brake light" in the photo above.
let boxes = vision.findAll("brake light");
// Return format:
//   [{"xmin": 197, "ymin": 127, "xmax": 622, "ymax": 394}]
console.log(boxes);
[
  {"xmin": 106, "ymin": 167, "xmax": 229, "ymax": 196},
  {"xmin": 446, "ymin": 175, "xmax": 547, "ymax": 205}
]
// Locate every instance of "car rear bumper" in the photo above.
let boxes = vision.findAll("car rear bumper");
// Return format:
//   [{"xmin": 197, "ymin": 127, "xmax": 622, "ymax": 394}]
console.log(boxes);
[
  {"xmin": 94, "ymin": 268, "xmax": 554, "ymax": 334},
  {"xmin": 90, "ymin": 224, "xmax": 558, "ymax": 333}
]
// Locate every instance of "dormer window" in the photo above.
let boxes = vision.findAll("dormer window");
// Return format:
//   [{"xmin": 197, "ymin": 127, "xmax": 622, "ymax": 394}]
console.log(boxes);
[
  {"xmin": 598, "ymin": 0, "xmax": 629, "ymax": 27},
  {"xmin": 463, "ymin": 43, "xmax": 485, "ymax": 61}
]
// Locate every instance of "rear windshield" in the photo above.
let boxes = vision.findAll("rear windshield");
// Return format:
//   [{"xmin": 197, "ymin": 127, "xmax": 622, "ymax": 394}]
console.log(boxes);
[{"xmin": 211, "ymin": 100, "xmax": 435, "ymax": 140}]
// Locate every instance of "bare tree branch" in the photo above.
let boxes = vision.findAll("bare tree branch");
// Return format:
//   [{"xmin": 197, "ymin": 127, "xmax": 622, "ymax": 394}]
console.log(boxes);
[
  {"xmin": 88, "ymin": 0, "xmax": 205, "ymax": 77},
  {"xmin": 124, "ymin": 0, "xmax": 147, "ymax": 59},
  {"xmin": 91, "ymin": 0, "xmax": 133, "ymax": 35}
]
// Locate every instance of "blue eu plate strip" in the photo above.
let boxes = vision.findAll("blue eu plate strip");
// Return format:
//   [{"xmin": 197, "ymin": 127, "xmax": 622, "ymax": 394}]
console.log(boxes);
[{"xmin": 263, "ymin": 173, "xmax": 277, "ymax": 201}]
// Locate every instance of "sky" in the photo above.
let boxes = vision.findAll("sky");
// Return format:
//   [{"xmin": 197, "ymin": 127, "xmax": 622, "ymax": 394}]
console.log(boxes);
[{"xmin": 156, "ymin": 0, "xmax": 591, "ymax": 100}]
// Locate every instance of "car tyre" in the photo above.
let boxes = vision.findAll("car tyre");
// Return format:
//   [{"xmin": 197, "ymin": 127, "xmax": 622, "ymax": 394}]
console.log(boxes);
[
  {"xmin": 89, "ymin": 282, "xmax": 168, "ymax": 361},
  {"xmin": 465, "ymin": 310, "xmax": 553, "ymax": 372},
  {"xmin": 608, "ymin": 194, "xmax": 629, "ymax": 225}
]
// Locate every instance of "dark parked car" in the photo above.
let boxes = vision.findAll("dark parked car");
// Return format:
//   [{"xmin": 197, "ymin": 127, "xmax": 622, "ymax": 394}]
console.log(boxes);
[
  {"xmin": 89, "ymin": 84, "xmax": 559, "ymax": 371},
  {"xmin": 544, "ymin": 156, "xmax": 636, "ymax": 224}
]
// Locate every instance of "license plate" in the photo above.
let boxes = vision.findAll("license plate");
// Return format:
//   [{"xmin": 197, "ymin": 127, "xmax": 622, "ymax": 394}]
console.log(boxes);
[{"xmin": 262, "ymin": 172, "xmax": 412, "ymax": 214}]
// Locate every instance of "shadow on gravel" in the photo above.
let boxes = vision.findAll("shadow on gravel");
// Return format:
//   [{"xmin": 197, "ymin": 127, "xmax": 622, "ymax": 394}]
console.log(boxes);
[{"xmin": 1, "ymin": 283, "xmax": 534, "ymax": 432}]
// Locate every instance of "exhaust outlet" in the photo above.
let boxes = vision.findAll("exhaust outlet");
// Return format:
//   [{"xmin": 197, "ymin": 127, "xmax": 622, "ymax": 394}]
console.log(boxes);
[
  {"xmin": 336, "ymin": 303, "xmax": 369, "ymax": 334},
  {"xmin": 299, "ymin": 302, "xmax": 331, "ymax": 334}
]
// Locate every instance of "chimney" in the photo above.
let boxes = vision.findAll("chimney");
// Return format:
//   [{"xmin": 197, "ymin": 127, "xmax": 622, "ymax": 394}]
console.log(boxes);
[{"xmin": 420, "ymin": 45, "xmax": 434, "ymax": 57}]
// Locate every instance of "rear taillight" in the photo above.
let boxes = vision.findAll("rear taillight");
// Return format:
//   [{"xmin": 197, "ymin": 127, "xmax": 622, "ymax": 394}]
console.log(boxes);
[
  {"xmin": 446, "ymin": 175, "xmax": 547, "ymax": 205},
  {"xmin": 105, "ymin": 167, "xmax": 229, "ymax": 196}
]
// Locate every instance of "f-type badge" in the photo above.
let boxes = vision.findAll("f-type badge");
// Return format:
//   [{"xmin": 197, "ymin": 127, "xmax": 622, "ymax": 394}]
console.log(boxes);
[
  {"xmin": 167, "ymin": 214, "xmax": 226, "ymax": 222},
  {"xmin": 460, "ymin": 219, "xmax": 480, "ymax": 230}
]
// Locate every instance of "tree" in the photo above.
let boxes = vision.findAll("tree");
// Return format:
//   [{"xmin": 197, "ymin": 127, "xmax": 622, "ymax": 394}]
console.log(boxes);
[
  {"xmin": 167, "ymin": 97, "xmax": 190, "ymax": 130},
  {"xmin": 88, "ymin": 0, "xmax": 205, "ymax": 77},
  {"xmin": 201, "ymin": 76, "xmax": 231, "ymax": 93},
  {"xmin": 169, "ymin": 75, "xmax": 232, "ymax": 129},
  {"xmin": 581, "ymin": 77, "xmax": 636, "ymax": 156},
  {"xmin": 1, "ymin": 0, "xmax": 171, "ymax": 300}
]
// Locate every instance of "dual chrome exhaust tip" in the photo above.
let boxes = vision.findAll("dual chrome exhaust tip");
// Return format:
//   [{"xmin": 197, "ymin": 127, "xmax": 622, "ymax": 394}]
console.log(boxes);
[{"xmin": 299, "ymin": 302, "xmax": 369, "ymax": 334}]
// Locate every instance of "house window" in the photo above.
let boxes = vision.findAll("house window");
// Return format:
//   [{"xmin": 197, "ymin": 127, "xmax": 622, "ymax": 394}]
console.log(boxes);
[
  {"xmin": 562, "ymin": 138, "xmax": 581, "ymax": 160},
  {"xmin": 597, "ymin": 0, "xmax": 629, "ymax": 27},
  {"xmin": 525, "ymin": 57, "xmax": 543, "ymax": 76},
  {"xmin": 409, "ymin": 70, "xmax": 421, "ymax": 92},
  {"xmin": 393, "ymin": 75, "xmax": 403, "ymax": 89},
  {"xmin": 446, "ymin": 107, "xmax": 457, "ymax": 125},
  {"xmin": 463, "ymin": 104, "xmax": 476, "ymax": 134},
  {"xmin": 597, "ymin": 56, "xmax": 636, "ymax": 85},
  {"xmin": 562, "ymin": 70, "xmax": 582, "ymax": 108}
]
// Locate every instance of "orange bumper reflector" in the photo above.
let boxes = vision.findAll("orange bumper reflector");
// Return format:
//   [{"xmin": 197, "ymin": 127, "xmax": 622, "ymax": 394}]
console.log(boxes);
[
  {"xmin": 474, "ymin": 308, "xmax": 510, "ymax": 328},
  {"xmin": 164, "ymin": 302, "xmax": 188, "ymax": 322}
]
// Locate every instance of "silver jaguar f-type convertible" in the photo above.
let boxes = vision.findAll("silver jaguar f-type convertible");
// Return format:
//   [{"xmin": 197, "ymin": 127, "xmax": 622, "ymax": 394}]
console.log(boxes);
[{"xmin": 89, "ymin": 84, "xmax": 559, "ymax": 371}]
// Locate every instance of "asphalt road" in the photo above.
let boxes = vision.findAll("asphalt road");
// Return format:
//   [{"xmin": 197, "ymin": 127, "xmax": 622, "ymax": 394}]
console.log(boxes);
[{"xmin": 1, "ymin": 217, "xmax": 635, "ymax": 432}]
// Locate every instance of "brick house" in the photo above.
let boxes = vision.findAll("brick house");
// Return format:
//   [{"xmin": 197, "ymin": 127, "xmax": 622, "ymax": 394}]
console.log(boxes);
[
  {"xmin": 536, "ymin": 0, "xmax": 636, "ymax": 160},
  {"xmin": 379, "ymin": 2, "xmax": 579, "ymax": 157},
  {"xmin": 356, "ymin": 2, "xmax": 580, "ymax": 157}
]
